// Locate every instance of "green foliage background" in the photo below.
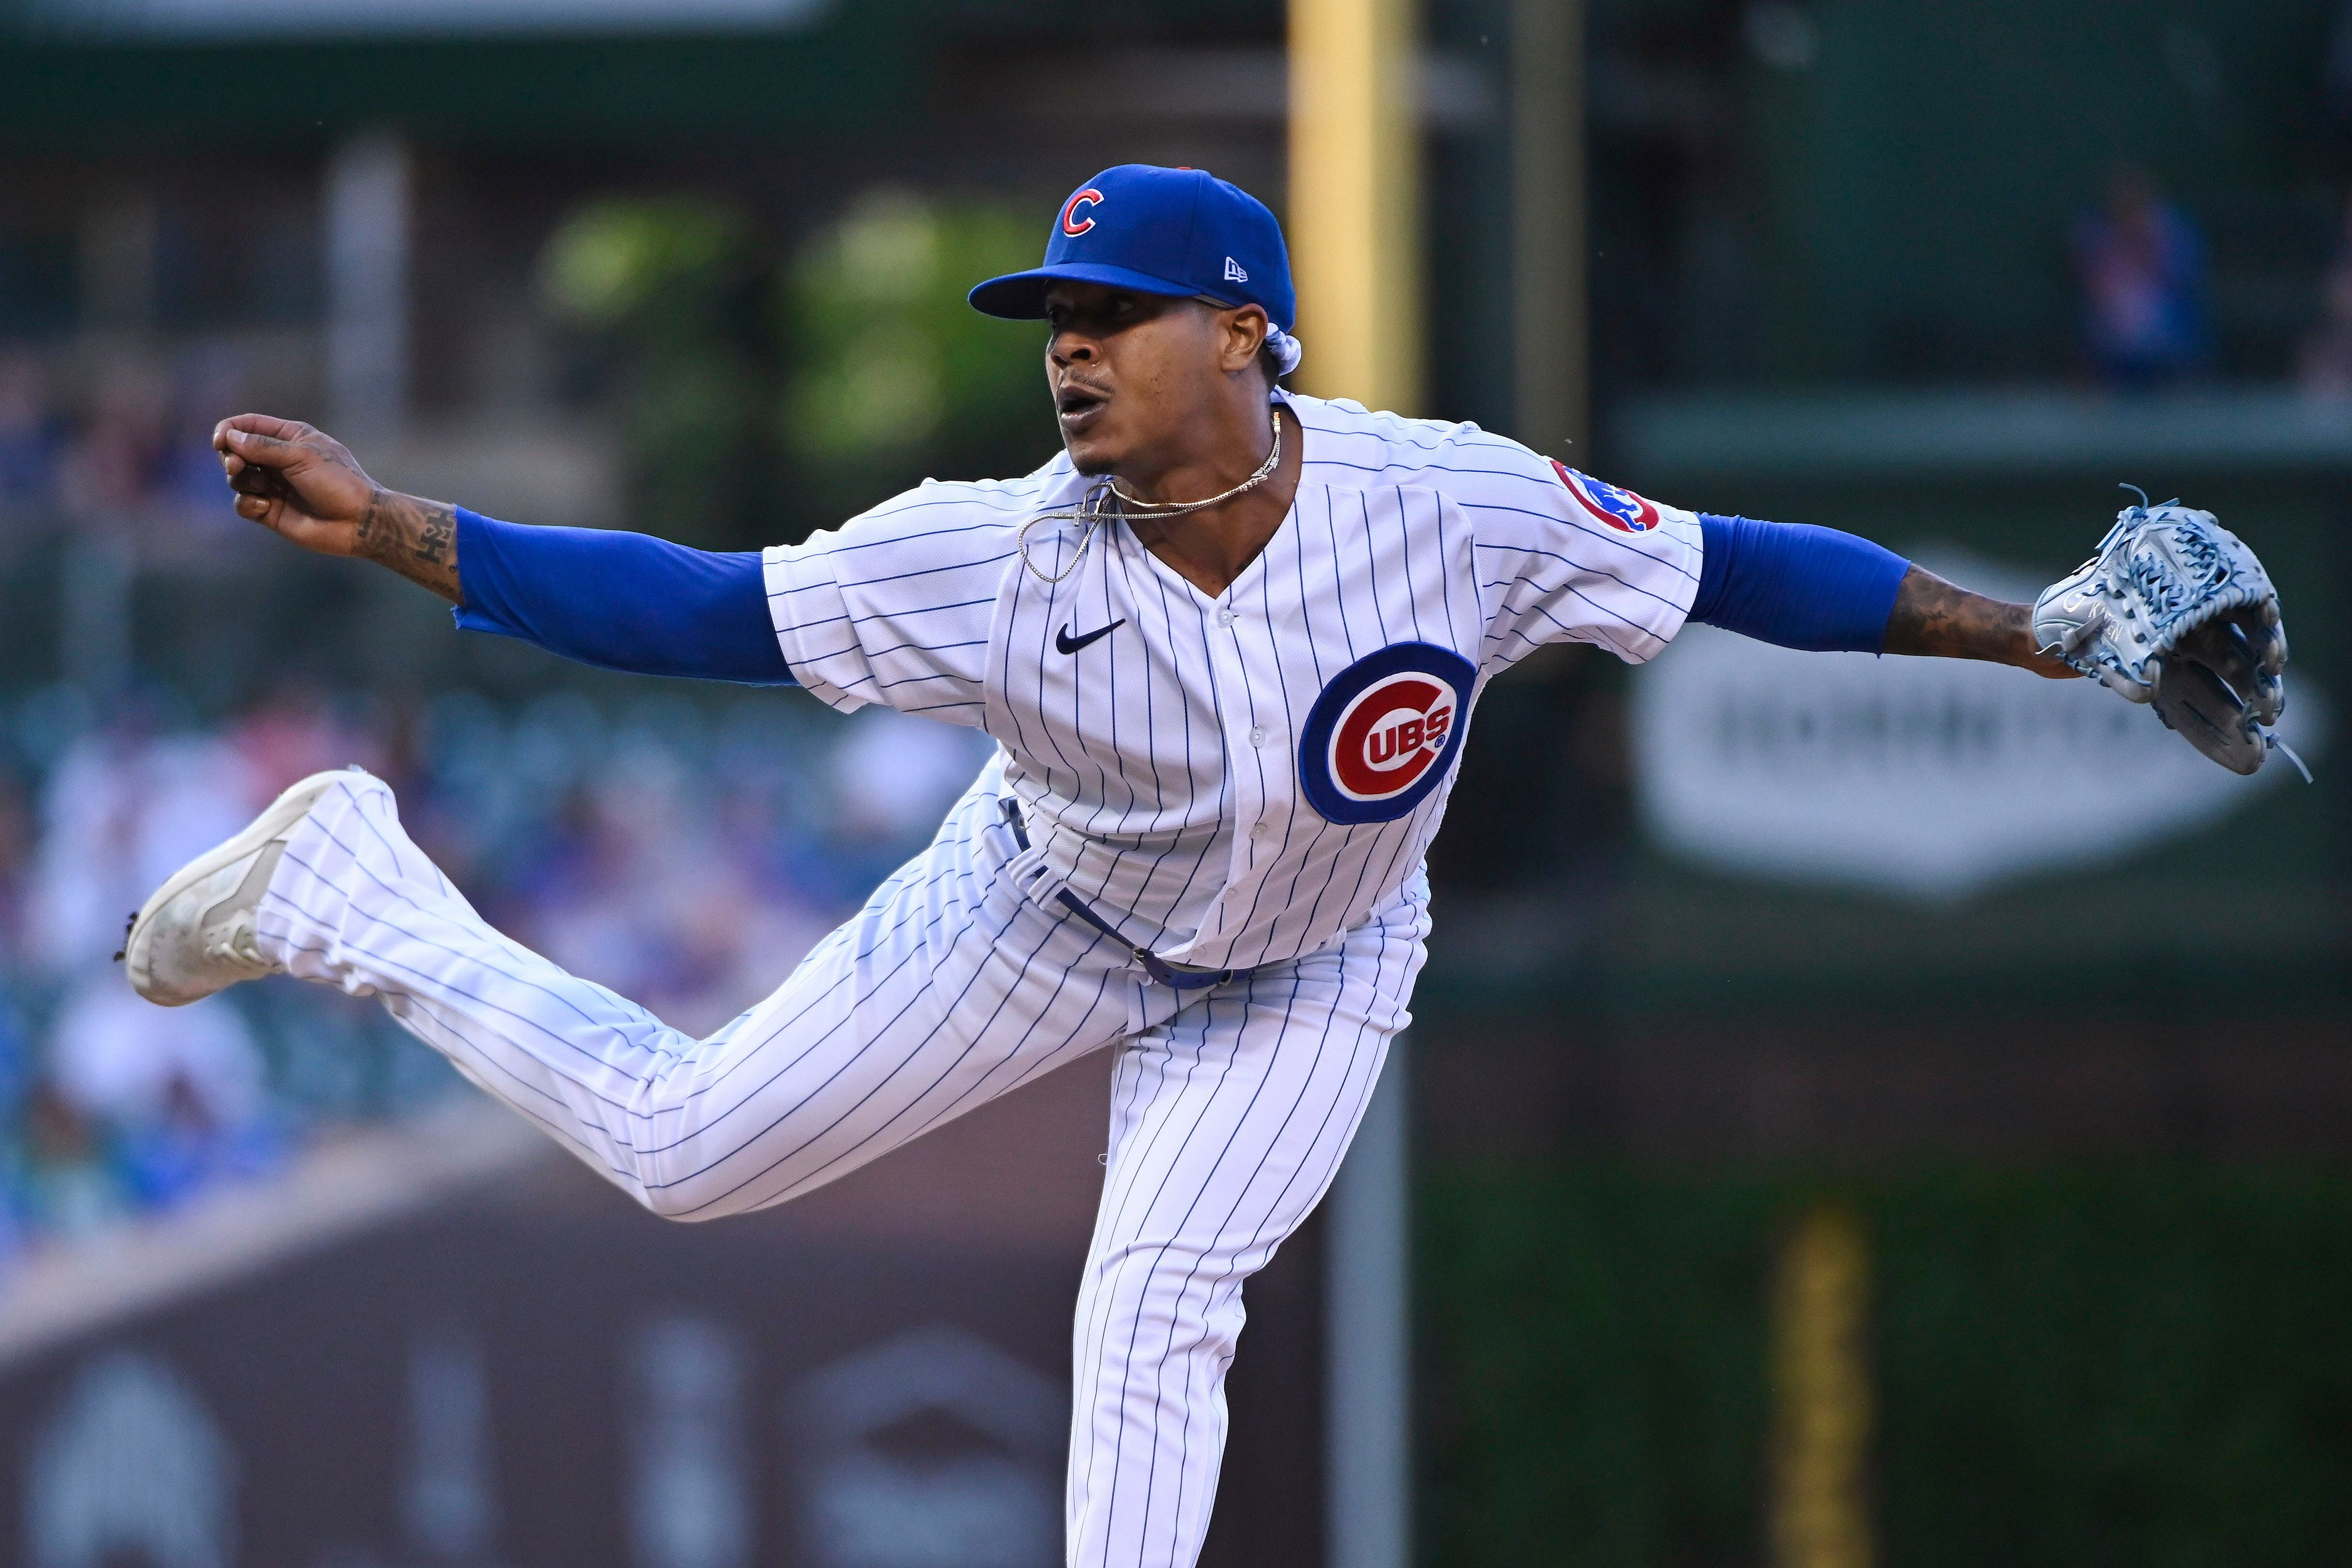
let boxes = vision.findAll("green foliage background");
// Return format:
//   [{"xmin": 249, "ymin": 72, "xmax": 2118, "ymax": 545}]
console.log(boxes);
[
  {"xmin": 784, "ymin": 188, "xmax": 1060, "ymax": 523},
  {"xmin": 1423, "ymin": 1167, "xmax": 2352, "ymax": 1568},
  {"xmin": 539, "ymin": 187, "xmax": 1058, "ymax": 549}
]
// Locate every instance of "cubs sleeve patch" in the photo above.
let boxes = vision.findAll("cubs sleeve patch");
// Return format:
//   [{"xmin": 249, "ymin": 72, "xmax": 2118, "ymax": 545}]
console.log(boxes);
[
  {"xmin": 1298, "ymin": 642, "xmax": 1478, "ymax": 825},
  {"xmin": 1551, "ymin": 460, "xmax": 1661, "ymax": 533}
]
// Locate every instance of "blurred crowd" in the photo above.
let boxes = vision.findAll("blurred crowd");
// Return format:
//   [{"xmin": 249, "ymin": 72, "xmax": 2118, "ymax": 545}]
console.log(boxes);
[
  {"xmin": 2071, "ymin": 169, "xmax": 2215, "ymax": 388},
  {"xmin": 2068, "ymin": 168, "xmax": 2352, "ymax": 396},
  {"xmin": 0, "ymin": 320, "xmax": 1000, "ymax": 1286},
  {"xmin": 0, "ymin": 678, "xmax": 994, "ymax": 1280},
  {"xmin": 0, "ymin": 344, "xmax": 257, "ymax": 545}
]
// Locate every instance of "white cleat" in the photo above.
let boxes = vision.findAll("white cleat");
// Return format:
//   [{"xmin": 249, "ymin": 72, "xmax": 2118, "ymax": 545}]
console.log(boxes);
[{"xmin": 122, "ymin": 767, "xmax": 363, "ymax": 1006}]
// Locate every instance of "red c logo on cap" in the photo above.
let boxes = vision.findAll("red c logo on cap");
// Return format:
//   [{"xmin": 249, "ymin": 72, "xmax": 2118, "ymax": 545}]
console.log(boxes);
[{"xmin": 1061, "ymin": 189, "xmax": 1105, "ymax": 236}]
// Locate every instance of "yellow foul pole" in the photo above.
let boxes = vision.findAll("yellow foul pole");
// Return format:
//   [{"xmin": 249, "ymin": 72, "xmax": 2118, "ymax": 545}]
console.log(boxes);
[
  {"xmin": 1770, "ymin": 1206, "xmax": 1878, "ymax": 1568},
  {"xmin": 1289, "ymin": 0, "xmax": 1423, "ymax": 415},
  {"xmin": 1297, "ymin": 20, "xmax": 1422, "ymax": 1568}
]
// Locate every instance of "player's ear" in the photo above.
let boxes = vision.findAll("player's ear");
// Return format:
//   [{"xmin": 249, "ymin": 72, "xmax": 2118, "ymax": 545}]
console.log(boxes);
[{"xmin": 1220, "ymin": 305, "xmax": 1269, "ymax": 376}]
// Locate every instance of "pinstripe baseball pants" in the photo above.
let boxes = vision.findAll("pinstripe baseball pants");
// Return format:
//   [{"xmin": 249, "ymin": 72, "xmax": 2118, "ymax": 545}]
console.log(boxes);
[{"xmin": 253, "ymin": 766, "xmax": 1426, "ymax": 1568}]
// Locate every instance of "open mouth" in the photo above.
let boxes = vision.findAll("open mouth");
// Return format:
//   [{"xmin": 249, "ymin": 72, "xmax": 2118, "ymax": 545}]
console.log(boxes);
[{"xmin": 1056, "ymin": 383, "xmax": 1109, "ymax": 431}]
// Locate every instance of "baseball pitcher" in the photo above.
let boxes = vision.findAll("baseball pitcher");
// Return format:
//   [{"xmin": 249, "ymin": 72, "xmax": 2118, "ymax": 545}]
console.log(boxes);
[{"xmin": 124, "ymin": 166, "xmax": 2292, "ymax": 1567}]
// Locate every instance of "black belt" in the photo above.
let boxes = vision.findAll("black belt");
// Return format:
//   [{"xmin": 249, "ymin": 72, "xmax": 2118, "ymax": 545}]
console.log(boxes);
[{"xmin": 998, "ymin": 799, "xmax": 1238, "ymax": 991}]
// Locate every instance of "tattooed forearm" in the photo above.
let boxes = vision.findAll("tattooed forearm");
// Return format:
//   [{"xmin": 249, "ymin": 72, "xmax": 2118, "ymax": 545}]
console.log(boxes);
[
  {"xmin": 356, "ymin": 486, "xmax": 462, "ymax": 603},
  {"xmin": 1882, "ymin": 564, "xmax": 2073, "ymax": 678},
  {"xmin": 414, "ymin": 502, "xmax": 455, "ymax": 566}
]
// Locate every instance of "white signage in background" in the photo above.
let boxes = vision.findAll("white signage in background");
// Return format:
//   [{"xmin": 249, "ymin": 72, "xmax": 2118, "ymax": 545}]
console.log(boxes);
[
  {"xmin": 403, "ymin": 1327, "xmax": 500, "ymax": 1564},
  {"xmin": 630, "ymin": 1316, "xmax": 752, "ymax": 1568},
  {"xmin": 791, "ymin": 1327, "xmax": 1061, "ymax": 1568},
  {"xmin": 26, "ymin": 1350, "xmax": 235, "ymax": 1568},
  {"xmin": 1630, "ymin": 550, "xmax": 2327, "ymax": 902}
]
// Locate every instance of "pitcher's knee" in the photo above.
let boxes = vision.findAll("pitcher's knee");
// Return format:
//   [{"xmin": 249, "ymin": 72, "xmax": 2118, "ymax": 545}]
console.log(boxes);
[
  {"xmin": 1083, "ymin": 1242, "xmax": 1251, "ymax": 1372},
  {"xmin": 627, "ymin": 1132, "xmax": 752, "ymax": 1221},
  {"xmin": 635, "ymin": 1179, "xmax": 721, "ymax": 1222},
  {"xmin": 610, "ymin": 1061, "xmax": 753, "ymax": 1221}
]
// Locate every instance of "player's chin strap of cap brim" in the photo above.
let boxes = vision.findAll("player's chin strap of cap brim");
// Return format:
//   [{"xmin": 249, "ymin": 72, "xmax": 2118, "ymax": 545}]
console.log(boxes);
[{"xmin": 999, "ymin": 799, "xmax": 1238, "ymax": 990}]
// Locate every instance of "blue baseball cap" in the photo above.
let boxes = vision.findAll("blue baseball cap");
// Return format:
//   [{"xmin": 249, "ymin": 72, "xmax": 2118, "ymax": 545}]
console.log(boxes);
[{"xmin": 968, "ymin": 165, "xmax": 1297, "ymax": 336}]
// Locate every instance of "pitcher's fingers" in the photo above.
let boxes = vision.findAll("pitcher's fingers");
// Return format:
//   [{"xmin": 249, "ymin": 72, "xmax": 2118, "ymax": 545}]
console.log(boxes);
[
  {"xmin": 234, "ymin": 493, "xmax": 274, "ymax": 522},
  {"xmin": 216, "ymin": 412, "xmax": 311, "ymax": 443},
  {"xmin": 218, "ymin": 449, "xmax": 276, "ymax": 486},
  {"xmin": 214, "ymin": 414, "xmax": 299, "ymax": 454},
  {"xmin": 218, "ymin": 424, "xmax": 304, "ymax": 466}
]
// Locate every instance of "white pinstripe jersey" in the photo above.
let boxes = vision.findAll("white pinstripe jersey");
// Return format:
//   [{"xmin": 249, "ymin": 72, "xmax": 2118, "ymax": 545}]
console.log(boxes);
[{"xmin": 762, "ymin": 391, "xmax": 1703, "ymax": 972}]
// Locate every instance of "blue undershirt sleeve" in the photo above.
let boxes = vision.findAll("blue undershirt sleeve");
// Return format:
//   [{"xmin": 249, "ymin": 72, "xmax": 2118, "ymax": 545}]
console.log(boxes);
[
  {"xmin": 1688, "ymin": 513, "xmax": 1912, "ymax": 654},
  {"xmin": 451, "ymin": 508, "xmax": 796, "ymax": 686}
]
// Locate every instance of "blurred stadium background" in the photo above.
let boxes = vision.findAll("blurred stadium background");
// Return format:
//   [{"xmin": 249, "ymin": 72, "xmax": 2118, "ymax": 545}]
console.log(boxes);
[{"xmin": 0, "ymin": 0, "xmax": 2346, "ymax": 1564}]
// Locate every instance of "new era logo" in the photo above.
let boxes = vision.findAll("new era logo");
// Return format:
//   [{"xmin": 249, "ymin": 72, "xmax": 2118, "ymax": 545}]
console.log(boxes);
[{"xmin": 1224, "ymin": 257, "xmax": 1248, "ymax": 283}]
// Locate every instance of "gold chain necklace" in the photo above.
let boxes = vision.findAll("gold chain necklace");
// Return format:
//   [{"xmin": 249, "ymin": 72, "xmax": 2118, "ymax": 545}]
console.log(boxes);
[{"xmin": 1017, "ymin": 410, "xmax": 1283, "ymax": 586}]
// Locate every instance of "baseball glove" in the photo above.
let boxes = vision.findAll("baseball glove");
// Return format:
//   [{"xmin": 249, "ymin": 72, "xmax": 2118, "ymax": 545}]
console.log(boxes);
[{"xmin": 2033, "ymin": 489, "xmax": 2300, "ymax": 778}]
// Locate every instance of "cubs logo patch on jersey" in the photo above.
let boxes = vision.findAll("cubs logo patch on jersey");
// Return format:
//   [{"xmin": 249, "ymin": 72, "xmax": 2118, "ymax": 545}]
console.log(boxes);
[
  {"xmin": 1551, "ymin": 460, "xmax": 1661, "ymax": 533},
  {"xmin": 1299, "ymin": 642, "xmax": 1477, "ymax": 825}
]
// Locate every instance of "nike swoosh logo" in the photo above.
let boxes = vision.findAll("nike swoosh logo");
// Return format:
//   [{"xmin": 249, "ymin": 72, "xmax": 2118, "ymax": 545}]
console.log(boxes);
[{"xmin": 1056, "ymin": 618, "xmax": 1125, "ymax": 655}]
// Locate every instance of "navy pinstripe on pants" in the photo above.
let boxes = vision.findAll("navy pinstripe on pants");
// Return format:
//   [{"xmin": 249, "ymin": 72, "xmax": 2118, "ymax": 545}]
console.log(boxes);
[{"xmin": 253, "ymin": 763, "xmax": 1424, "ymax": 1568}]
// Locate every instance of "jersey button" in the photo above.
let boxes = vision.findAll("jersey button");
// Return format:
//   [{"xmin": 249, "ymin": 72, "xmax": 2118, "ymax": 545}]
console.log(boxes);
[
  {"xmin": 1215, "ymin": 606, "xmax": 1237, "ymax": 628},
  {"xmin": 1248, "ymin": 726, "xmax": 1268, "ymax": 746}
]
